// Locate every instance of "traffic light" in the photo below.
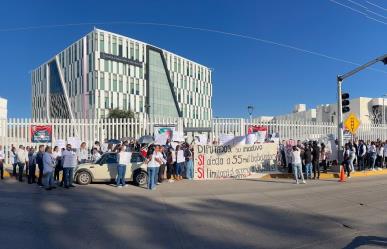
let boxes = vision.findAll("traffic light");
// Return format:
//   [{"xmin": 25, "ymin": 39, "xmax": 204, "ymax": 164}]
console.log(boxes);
[{"xmin": 342, "ymin": 93, "xmax": 350, "ymax": 113}]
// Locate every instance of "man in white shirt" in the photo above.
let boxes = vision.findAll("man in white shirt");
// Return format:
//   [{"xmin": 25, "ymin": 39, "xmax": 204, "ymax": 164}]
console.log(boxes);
[
  {"xmin": 0, "ymin": 145, "xmax": 4, "ymax": 180},
  {"xmin": 62, "ymin": 144, "xmax": 77, "ymax": 188},
  {"xmin": 16, "ymin": 145, "xmax": 28, "ymax": 182}
]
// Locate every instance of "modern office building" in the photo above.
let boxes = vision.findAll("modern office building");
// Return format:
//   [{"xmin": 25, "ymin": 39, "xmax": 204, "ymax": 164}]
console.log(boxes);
[{"xmin": 32, "ymin": 28, "xmax": 213, "ymax": 127}]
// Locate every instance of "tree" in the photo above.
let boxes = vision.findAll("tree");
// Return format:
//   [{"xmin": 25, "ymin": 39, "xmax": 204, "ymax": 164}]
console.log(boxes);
[{"xmin": 107, "ymin": 108, "xmax": 135, "ymax": 119}]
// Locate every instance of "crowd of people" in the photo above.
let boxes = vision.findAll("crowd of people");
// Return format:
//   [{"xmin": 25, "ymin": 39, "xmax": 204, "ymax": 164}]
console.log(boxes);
[
  {"xmin": 280, "ymin": 139, "xmax": 387, "ymax": 184},
  {"xmin": 0, "ymin": 138, "xmax": 195, "ymax": 191}
]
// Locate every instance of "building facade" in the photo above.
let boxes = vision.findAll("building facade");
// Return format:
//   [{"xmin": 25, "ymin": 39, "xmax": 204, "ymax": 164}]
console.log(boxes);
[
  {"xmin": 32, "ymin": 28, "xmax": 213, "ymax": 127},
  {"xmin": 262, "ymin": 97, "xmax": 387, "ymax": 125}
]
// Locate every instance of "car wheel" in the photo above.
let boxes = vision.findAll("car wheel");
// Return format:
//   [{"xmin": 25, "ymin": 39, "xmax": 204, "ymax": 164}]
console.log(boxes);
[
  {"xmin": 134, "ymin": 171, "xmax": 148, "ymax": 187},
  {"xmin": 76, "ymin": 171, "xmax": 92, "ymax": 185}
]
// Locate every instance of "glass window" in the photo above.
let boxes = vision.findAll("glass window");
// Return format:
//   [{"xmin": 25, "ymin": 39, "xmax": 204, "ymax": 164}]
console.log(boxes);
[
  {"xmin": 135, "ymin": 43, "xmax": 139, "ymax": 60},
  {"xmin": 118, "ymin": 39, "xmax": 123, "ymax": 56},
  {"xmin": 113, "ymin": 75, "xmax": 117, "ymax": 91},
  {"xmin": 104, "ymin": 60, "xmax": 109, "ymax": 72},
  {"xmin": 135, "ymin": 79, "xmax": 139, "ymax": 95},
  {"xmin": 99, "ymin": 34, "xmax": 104, "ymax": 52},
  {"xmin": 112, "ymin": 37, "xmax": 117, "ymax": 55},
  {"xmin": 130, "ymin": 42, "xmax": 134, "ymax": 59},
  {"xmin": 100, "ymin": 74, "xmax": 105, "ymax": 90},
  {"xmin": 119, "ymin": 76, "xmax": 123, "ymax": 92},
  {"xmin": 148, "ymin": 49, "xmax": 179, "ymax": 118},
  {"xmin": 130, "ymin": 78, "xmax": 134, "ymax": 94},
  {"xmin": 105, "ymin": 96, "xmax": 109, "ymax": 109}
]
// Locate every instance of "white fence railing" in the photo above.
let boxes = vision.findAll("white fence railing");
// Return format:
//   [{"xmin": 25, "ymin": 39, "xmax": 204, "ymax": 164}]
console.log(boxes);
[{"xmin": 0, "ymin": 117, "xmax": 386, "ymax": 157}]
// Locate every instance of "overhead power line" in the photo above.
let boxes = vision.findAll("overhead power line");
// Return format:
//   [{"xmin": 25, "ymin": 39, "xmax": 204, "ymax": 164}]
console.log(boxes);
[
  {"xmin": 330, "ymin": 0, "xmax": 387, "ymax": 24},
  {"xmin": 0, "ymin": 20, "xmax": 386, "ymax": 74}
]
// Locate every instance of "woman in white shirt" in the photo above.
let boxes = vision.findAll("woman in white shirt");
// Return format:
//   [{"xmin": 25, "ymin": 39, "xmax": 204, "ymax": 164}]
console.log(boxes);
[
  {"xmin": 291, "ymin": 146, "xmax": 305, "ymax": 184},
  {"xmin": 175, "ymin": 145, "xmax": 186, "ymax": 181},
  {"xmin": 77, "ymin": 142, "xmax": 89, "ymax": 164},
  {"xmin": 146, "ymin": 146, "xmax": 163, "ymax": 190},
  {"xmin": 92, "ymin": 148, "xmax": 101, "ymax": 162},
  {"xmin": 116, "ymin": 146, "xmax": 131, "ymax": 188}
]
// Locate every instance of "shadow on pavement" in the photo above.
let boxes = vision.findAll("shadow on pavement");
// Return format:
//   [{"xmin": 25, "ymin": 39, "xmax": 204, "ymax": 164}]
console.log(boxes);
[
  {"xmin": 342, "ymin": 236, "xmax": 387, "ymax": 249},
  {"xmin": 0, "ymin": 179, "xmax": 384, "ymax": 249}
]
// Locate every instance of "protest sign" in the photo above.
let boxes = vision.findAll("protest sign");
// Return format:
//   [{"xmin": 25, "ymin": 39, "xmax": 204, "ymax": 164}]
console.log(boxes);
[
  {"xmin": 31, "ymin": 125, "xmax": 52, "ymax": 143},
  {"xmin": 172, "ymin": 131, "xmax": 184, "ymax": 142},
  {"xmin": 197, "ymin": 134, "xmax": 208, "ymax": 145},
  {"xmin": 68, "ymin": 137, "xmax": 81, "ymax": 149},
  {"xmin": 219, "ymin": 134, "xmax": 235, "ymax": 145},
  {"xmin": 155, "ymin": 133, "xmax": 168, "ymax": 145},
  {"xmin": 194, "ymin": 143, "xmax": 278, "ymax": 180},
  {"xmin": 54, "ymin": 139, "xmax": 66, "ymax": 149},
  {"xmin": 246, "ymin": 134, "xmax": 256, "ymax": 144}
]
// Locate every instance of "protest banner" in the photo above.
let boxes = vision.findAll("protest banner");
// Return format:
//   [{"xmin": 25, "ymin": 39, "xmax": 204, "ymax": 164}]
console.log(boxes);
[
  {"xmin": 154, "ymin": 125, "xmax": 175, "ymax": 140},
  {"xmin": 68, "ymin": 137, "xmax": 81, "ymax": 149},
  {"xmin": 194, "ymin": 143, "xmax": 278, "ymax": 180},
  {"xmin": 246, "ymin": 134, "xmax": 257, "ymax": 145},
  {"xmin": 31, "ymin": 125, "xmax": 52, "ymax": 143}
]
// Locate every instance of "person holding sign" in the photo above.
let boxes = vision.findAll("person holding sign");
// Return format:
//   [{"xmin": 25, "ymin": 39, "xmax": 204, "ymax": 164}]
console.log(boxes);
[{"xmin": 43, "ymin": 146, "xmax": 56, "ymax": 190}]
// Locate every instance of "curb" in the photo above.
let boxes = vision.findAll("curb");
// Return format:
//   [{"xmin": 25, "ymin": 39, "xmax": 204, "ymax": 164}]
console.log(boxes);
[{"xmin": 262, "ymin": 169, "xmax": 387, "ymax": 180}]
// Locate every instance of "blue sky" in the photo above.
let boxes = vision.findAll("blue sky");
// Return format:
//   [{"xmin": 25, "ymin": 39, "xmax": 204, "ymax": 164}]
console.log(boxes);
[{"xmin": 1, "ymin": 0, "xmax": 387, "ymax": 118}]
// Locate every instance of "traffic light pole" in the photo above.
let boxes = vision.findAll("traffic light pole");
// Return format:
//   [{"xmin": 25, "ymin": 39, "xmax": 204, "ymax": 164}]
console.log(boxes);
[
  {"xmin": 336, "ymin": 53, "xmax": 387, "ymax": 167},
  {"xmin": 337, "ymin": 78, "xmax": 344, "ymax": 166}
]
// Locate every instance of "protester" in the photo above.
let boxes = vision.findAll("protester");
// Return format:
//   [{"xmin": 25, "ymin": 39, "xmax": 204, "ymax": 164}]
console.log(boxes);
[
  {"xmin": 290, "ymin": 146, "xmax": 305, "ymax": 184},
  {"xmin": 157, "ymin": 146, "xmax": 167, "ymax": 184},
  {"xmin": 343, "ymin": 144, "xmax": 351, "ymax": 178},
  {"xmin": 53, "ymin": 146, "xmax": 63, "ymax": 183},
  {"xmin": 77, "ymin": 142, "xmax": 88, "ymax": 164},
  {"xmin": 303, "ymin": 144, "xmax": 313, "ymax": 180},
  {"xmin": 376, "ymin": 142, "xmax": 384, "ymax": 169},
  {"xmin": 36, "ymin": 145, "xmax": 45, "ymax": 186},
  {"xmin": 27, "ymin": 147, "xmax": 37, "ymax": 184},
  {"xmin": 312, "ymin": 141, "xmax": 320, "ymax": 180},
  {"xmin": 0, "ymin": 145, "xmax": 4, "ymax": 180},
  {"xmin": 166, "ymin": 147, "xmax": 176, "ymax": 183},
  {"xmin": 116, "ymin": 145, "xmax": 131, "ymax": 188},
  {"xmin": 43, "ymin": 146, "xmax": 55, "ymax": 190},
  {"xmin": 62, "ymin": 144, "xmax": 77, "ymax": 189},
  {"xmin": 146, "ymin": 146, "xmax": 162, "ymax": 190},
  {"xmin": 92, "ymin": 148, "xmax": 101, "ymax": 162},
  {"xmin": 16, "ymin": 145, "xmax": 28, "ymax": 182},
  {"xmin": 349, "ymin": 143, "xmax": 356, "ymax": 172},
  {"xmin": 185, "ymin": 145, "xmax": 194, "ymax": 180},
  {"xmin": 358, "ymin": 140, "xmax": 367, "ymax": 171},
  {"xmin": 175, "ymin": 145, "xmax": 185, "ymax": 181},
  {"xmin": 10, "ymin": 147, "xmax": 17, "ymax": 177}
]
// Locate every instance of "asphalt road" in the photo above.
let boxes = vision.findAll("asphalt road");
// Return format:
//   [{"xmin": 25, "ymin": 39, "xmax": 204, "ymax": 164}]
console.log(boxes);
[{"xmin": 1, "ymin": 176, "xmax": 387, "ymax": 249}]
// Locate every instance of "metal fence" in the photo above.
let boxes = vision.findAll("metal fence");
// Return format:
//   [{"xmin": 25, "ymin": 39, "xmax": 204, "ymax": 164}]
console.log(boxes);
[{"xmin": 0, "ymin": 117, "xmax": 386, "ymax": 162}]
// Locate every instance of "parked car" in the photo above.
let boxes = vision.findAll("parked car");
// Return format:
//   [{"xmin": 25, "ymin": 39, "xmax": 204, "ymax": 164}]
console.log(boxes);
[{"xmin": 74, "ymin": 152, "xmax": 148, "ymax": 187}]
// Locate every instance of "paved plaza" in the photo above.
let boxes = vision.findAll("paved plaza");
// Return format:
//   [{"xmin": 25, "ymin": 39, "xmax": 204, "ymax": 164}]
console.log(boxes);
[{"xmin": 1, "ymin": 176, "xmax": 387, "ymax": 249}]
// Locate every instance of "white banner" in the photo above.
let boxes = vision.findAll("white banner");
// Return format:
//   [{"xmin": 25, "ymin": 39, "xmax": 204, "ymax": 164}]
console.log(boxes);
[{"xmin": 194, "ymin": 143, "xmax": 278, "ymax": 180}]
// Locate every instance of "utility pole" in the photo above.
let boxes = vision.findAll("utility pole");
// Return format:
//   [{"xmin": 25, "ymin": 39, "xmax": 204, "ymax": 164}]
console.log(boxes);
[{"xmin": 337, "ymin": 54, "xmax": 387, "ymax": 168}]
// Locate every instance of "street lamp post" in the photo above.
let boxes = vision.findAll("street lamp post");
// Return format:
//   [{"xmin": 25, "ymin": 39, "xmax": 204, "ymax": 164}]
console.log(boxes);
[
  {"xmin": 337, "ymin": 54, "xmax": 387, "ymax": 168},
  {"xmin": 247, "ymin": 106, "xmax": 254, "ymax": 124}
]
